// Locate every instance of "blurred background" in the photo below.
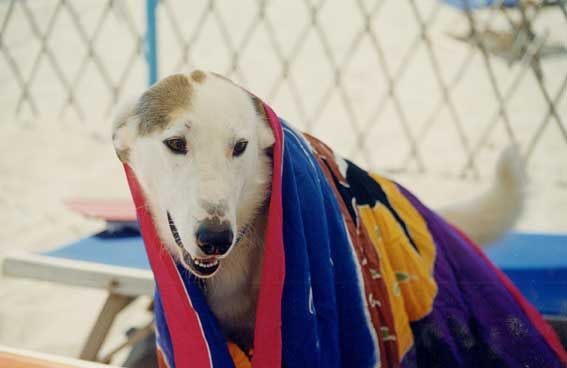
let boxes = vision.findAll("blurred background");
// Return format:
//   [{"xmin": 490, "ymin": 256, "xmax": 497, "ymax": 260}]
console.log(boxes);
[{"xmin": 0, "ymin": 0, "xmax": 566, "ymax": 366}]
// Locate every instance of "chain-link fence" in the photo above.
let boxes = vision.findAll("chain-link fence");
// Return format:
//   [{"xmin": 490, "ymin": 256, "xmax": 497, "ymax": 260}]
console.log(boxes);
[{"xmin": 1, "ymin": 0, "xmax": 566, "ymax": 183}]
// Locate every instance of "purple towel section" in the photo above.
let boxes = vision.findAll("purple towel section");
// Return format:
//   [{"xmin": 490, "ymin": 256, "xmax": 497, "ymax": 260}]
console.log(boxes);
[{"xmin": 398, "ymin": 184, "xmax": 567, "ymax": 367}]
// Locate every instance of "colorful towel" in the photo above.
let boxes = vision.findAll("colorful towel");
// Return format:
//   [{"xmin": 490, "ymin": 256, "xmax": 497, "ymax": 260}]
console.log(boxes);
[{"xmin": 123, "ymin": 102, "xmax": 567, "ymax": 367}]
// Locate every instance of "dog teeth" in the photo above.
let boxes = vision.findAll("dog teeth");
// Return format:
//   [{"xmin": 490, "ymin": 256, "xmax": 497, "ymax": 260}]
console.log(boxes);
[{"xmin": 193, "ymin": 258, "xmax": 219, "ymax": 269}]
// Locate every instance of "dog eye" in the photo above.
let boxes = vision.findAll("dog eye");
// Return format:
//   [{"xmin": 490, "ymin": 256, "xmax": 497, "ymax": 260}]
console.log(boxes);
[
  {"xmin": 163, "ymin": 137, "xmax": 187, "ymax": 154},
  {"xmin": 233, "ymin": 140, "xmax": 248, "ymax": 157}
]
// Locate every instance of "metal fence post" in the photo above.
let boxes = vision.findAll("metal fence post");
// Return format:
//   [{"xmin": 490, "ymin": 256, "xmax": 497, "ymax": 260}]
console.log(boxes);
[{"xmin": 145, "ymin": 0, "xmax": 158, "ymax": 86}]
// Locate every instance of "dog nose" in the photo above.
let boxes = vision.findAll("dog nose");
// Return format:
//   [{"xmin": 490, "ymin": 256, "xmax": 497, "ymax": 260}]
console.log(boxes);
[{"xmin": 195, "ymin": 222, "xmax": 234, "ymax": 256}]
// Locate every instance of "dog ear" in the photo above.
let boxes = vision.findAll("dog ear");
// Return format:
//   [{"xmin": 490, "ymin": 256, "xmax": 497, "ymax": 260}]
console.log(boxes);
[
  {"xmin": 250, "ymin": 95, "xmax": 275, "ymax": 150},
  {"xmin": 112, "ymin": 98, "xmax": 139, "ymax": 163}
]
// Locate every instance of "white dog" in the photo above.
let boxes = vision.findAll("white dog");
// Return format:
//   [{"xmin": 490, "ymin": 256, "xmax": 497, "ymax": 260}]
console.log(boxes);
[{"xmin": 112, "ymin": 70, "xmax": 524, "ymax": 350}]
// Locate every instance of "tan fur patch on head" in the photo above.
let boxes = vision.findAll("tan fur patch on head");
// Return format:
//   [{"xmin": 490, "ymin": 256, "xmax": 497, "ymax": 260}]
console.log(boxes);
[
  {"xmin": 136, "ymin": 74, "xmax": 193, "ymax": 135},
  {"xmin": 191, "ymin": 70, "xmax": 207, "ymax": 83}
]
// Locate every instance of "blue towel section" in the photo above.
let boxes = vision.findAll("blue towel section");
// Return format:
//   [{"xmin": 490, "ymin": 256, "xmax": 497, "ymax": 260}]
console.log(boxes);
[
  {"xmin": 444, "ymin": 0, "xmax": 518, "ymax": 10},
  {"xmin": 485, "ymin": 233, "xmax": 567, "ymax": 316},
  {"xmin": 44, "ymin": 229, "xmax": 150, "ymax": 270},
  {"xmin": 279, "ymin": 125, "xmax": 379, "ymax": 368}
]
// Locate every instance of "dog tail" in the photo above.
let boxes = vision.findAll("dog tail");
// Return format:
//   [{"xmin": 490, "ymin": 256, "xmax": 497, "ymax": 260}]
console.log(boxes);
[{"xmin": 437, "ymin": 145, "xmax": 526, "ymax": 247}]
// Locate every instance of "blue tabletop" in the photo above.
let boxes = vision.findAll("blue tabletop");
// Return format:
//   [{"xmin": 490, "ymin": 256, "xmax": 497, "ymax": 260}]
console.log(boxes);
[
  {"xmin": 444, "ymin": 0, "xmax": 518, "ymax": 9},
  {"xmin": 43, "ymin": 230, "xmax": 567, "ymax": 315},
  {"xmin": 486, "ymin": 232, "xmax": 567, "ymax": 269},
  {"xmin": 44, "ymin": 229, "xmax": 150, "ymax": 270},
  {"xmin": 485, "ymin": 232, "xmax": 567, "ymax": 316}
]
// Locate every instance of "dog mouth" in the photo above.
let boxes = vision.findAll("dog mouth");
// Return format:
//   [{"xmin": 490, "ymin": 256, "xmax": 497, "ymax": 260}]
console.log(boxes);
[{"xmin": 167, "ymin": 212, "xmax": 220, "ymax": 278}]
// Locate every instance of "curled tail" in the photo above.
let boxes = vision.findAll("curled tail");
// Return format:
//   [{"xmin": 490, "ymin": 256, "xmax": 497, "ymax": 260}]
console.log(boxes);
[{"xmin": 437, "ymin": 146, "xmax": 526, "ymax": 247}]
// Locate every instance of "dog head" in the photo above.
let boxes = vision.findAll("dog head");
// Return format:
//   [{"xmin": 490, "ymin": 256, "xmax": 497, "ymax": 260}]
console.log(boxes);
[{"xmin": 113, "ymin": 71, "xmax": 275, "ymax": 278}]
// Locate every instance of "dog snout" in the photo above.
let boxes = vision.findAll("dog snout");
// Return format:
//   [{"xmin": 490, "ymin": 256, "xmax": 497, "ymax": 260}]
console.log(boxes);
[{"xmin": 195, "ymin": 219, "xmax": 234, "ymax": 256}]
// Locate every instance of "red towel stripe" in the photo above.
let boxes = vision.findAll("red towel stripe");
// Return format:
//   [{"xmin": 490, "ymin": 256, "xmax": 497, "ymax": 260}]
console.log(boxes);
[
  {"xmin": 125, "ymin": 165, "xmax": 212, "ymax": 368},
  {"xmin": 251, "ymin": 104, "xmax": 286, "ymax": 368}
]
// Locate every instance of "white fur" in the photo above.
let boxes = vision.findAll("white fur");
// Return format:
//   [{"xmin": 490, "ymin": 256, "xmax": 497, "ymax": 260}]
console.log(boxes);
[
  {"xmin": 437, "ymin": 145, "xmax": 525, "ymax": 246},
  {"xmin": 113, "ymin": 71, "xmax": 524, "ymax": 350},
  {"xmin": 114, "ymin": 73, "xmax": 273, "ymax": 347}
]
